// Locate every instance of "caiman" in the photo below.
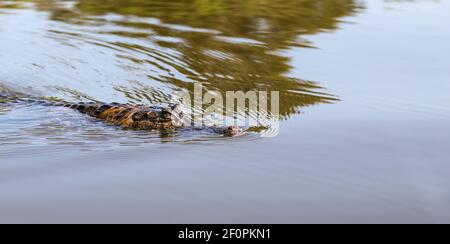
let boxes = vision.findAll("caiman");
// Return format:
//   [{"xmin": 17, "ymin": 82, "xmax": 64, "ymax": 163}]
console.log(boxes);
[{"xmin": 0, "ymin": 94, "xmax": 245, "ymax": 137}]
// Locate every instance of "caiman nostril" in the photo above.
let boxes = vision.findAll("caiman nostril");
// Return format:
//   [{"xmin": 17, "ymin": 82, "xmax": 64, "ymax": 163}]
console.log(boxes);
[{"xmin": 224, "ymin": 126, "xmax": 245, "ymax": 137}]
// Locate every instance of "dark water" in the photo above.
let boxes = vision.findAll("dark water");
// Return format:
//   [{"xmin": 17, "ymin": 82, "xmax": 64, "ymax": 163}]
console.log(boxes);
[{"xmin": 1, "ymin": 0, "xmax": 450, "ymax": 223}]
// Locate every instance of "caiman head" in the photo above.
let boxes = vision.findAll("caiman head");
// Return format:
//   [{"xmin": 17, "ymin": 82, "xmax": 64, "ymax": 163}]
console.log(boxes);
[
  {"xmin": 166, "ymin": 104, "xmax": 245, "ymax": 137},
  {"xmin": 130, "ymin": 104, "xmax": 244, "ymax": 136}
]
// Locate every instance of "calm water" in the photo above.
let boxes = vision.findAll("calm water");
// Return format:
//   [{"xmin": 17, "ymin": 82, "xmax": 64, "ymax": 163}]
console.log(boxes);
[{"xmin": 1, "ymin": 0, "xmax": 450, "ymax": 223}]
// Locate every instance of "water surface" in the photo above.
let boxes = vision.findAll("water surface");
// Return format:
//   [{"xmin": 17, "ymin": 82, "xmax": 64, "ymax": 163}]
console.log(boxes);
[
  {"xmin": 1, "ymin": 0, "xmax": 354, "ymax": 149},
  {"xmin": 0, "ymin": 0, "xmax": 450, "ymax": 223}
]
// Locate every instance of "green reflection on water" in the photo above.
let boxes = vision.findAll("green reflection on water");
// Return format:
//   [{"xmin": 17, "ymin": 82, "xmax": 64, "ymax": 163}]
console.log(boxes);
[{"xmin": 4, "ymin": 0, "xmax": 362, "ymax": 118}]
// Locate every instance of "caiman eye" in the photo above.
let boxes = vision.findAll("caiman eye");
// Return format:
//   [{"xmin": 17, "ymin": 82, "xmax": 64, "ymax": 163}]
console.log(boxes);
[
  {"xmin": 161, "ymin": 110, "xmax": 172, "ymax": 119},
  {"xmin": 132, "ymin": 112, "xmax": 143, "ymax": 121}
]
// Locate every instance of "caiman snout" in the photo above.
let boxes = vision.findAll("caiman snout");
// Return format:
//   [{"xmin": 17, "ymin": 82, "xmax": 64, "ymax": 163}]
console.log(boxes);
[
  {"xmin": 224, "ymin": 126, "xmax": 245, "ymax": 137},
  {"xmin": 166, "ymin": 104, "xmax": 185, "ymax": 127}
]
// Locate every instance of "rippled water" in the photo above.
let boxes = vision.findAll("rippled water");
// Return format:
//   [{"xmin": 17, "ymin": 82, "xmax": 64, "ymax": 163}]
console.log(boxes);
[
  {"xmin": 0, "ymin": 0, "xmax": 350, "ymax": 150},
  {"xmin": 1, "ymin": 0, "xmax": 450, "ymax": 223}
]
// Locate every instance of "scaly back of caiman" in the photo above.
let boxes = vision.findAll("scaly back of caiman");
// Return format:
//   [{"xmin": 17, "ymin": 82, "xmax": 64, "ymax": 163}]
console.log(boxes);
[{"xmin": 0, "ymin": 94, "xmax": 244, "ymax": 137}]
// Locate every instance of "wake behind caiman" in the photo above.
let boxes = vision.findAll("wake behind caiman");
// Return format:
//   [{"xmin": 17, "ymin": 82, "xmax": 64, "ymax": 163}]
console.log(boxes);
[{"xmin": 0, "ymin": 94, "xmax": 245, "ymax": 137}]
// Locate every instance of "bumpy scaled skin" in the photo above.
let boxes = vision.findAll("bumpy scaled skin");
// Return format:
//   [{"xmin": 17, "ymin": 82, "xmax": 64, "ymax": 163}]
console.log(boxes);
[
  {"xmin": 68, "ymin": 103, "xmax": 245, "ymax": 137},
  {"xmin": 66, "ymin": 102, "xmax": 185, "ymax": 131},
  {"xmin": 1, "ymin": 94, "xmax": 245, "ymax": 137},
  {"xmin": 64, "ymin": 102, "xmax": 244, "ymax": 137}
]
